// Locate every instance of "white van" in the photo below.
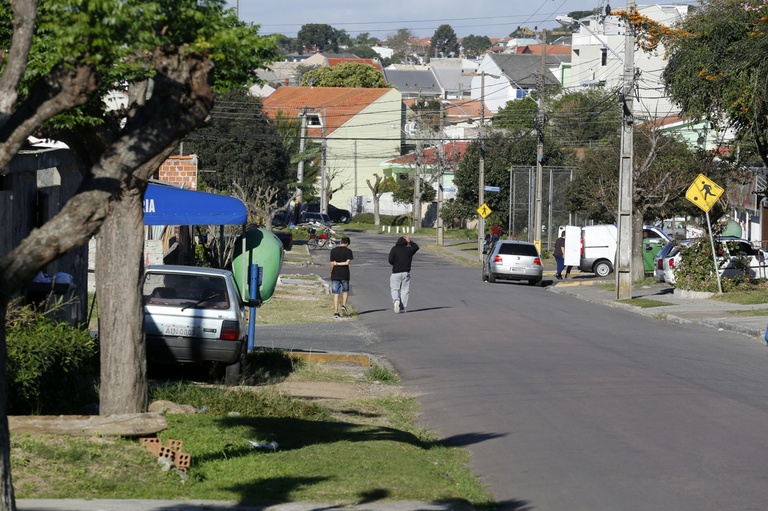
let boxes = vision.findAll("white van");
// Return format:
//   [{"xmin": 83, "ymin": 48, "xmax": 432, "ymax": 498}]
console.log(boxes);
[
  {"xmin": 578, "ymin": 224, "xmax": 670, "ymax": 277},
  {"xmin": 579, "ymin": 225, "xmax": 617, "ymax": 277}
]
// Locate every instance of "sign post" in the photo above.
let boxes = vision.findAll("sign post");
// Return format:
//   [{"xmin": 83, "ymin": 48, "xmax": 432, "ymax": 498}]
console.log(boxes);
[{"xmin": 685, "ymin": 174, "xmax": 724, "ymax": 294}]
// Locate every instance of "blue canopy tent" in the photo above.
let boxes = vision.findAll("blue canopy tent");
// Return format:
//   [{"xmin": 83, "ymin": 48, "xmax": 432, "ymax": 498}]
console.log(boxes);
[
  {"xmin": 143, "ymin": 183, "xmax": 248, "ymax": 226},
  {"xmin": 143, "ymin": 182, "xmax": 248, "ymax": 269}
]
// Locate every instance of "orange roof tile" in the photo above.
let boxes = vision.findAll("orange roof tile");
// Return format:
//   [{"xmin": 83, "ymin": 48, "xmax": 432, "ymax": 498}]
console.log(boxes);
[
  {"xmin": 385, "ymin": 141, "xmax": 469, "ymax": 167},
  {"xmin": 262, "ymin": 86, "xmax": 393, "ymax": 137}
]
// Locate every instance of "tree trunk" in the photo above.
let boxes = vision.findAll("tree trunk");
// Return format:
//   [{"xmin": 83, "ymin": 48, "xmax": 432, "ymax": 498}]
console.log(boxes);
[
  {"xmin": 96, "ymin": 187, "xmax": 147, "ymax": 415},
  {"xmin": 373, "ymin": 196, "xmax": 381, "ymax": 226},
  {"xmin": 0, "ymin": 303, "xmax": 17, "ymax": 511}
]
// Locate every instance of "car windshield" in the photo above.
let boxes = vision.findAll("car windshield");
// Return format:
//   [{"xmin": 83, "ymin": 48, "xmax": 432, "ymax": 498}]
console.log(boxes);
[
  {"xmin": 497, "ymin": 243, "xmax": 539, "ymax": 257},
  {"xmin": 143, "ymin": 273, "xmax": 229, "ymax": 309}
]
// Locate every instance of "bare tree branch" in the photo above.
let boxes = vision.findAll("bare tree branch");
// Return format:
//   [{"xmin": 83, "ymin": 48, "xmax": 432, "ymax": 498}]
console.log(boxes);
[{"xmin": 0, "ymin": 0, "xmax": 39, "ymax": 117}]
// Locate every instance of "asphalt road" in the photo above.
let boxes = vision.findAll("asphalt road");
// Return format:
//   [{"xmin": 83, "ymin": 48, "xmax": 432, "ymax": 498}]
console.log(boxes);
[{"xmin": 277, "ymin": 231, "xmax": 768, "ymax": 511}]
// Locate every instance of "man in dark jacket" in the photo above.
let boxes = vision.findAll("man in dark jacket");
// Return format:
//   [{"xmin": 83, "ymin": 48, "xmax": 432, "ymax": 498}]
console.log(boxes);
[{"xmin": 388, "ymin": 236, "xmax": 419, "ymax": 313}]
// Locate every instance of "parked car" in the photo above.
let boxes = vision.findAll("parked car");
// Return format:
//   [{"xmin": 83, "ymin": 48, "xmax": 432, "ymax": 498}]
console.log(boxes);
[
  {"xmin": 142, "ymin": 265, "xmax": 247, "ymax": 383},
  {"xmin": 665, "ymin": 236, "xmax": 768, "ymax": 285},
  {"xmin": 302, "ymin": 203, "xmax": 351, "ymax": 224},
  {"xmin": 482, "ymin": 240, "xmax": 543, "ymax": 286},
  {"xmin": 579, "ymin": 224, "xmax": 671, "ymax": 277},
  {"xmin": 654, "ymin": 241, "xmax": 678, "ymax": 283}
]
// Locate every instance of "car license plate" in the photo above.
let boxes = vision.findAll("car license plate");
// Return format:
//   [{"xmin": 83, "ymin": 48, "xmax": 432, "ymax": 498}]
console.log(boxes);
[
  {"xmin": 163, "ymin": 325, "xmax": 199, "ymax": 336},
  {"xmin": 508, "ymin": 267, "xmax": 524, "ymax": 272}
]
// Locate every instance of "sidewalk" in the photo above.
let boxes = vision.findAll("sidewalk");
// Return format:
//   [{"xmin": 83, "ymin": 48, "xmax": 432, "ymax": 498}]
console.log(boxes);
[{"xmin": 438, "ymin": 237, "xmax": 768, "ymax": 343}]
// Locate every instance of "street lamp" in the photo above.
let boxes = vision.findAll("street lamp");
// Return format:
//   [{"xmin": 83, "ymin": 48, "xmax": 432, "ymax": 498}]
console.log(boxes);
[{"xmin": 557, "ymin": 6, "xmax": 634, "ymax": 299}]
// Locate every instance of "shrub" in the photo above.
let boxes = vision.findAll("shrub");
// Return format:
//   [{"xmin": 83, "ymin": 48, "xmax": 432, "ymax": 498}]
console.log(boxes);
[
  {"xmin": 674, "ymin": 237, "xmax": 756, "ymax": 292},
  {"xmin": 349, "ymin": 213, "xmax": 409, "ymax": 226},
  {"xmin": 6, "ymin": 302, "xmax": 99, "ymax": 415}
]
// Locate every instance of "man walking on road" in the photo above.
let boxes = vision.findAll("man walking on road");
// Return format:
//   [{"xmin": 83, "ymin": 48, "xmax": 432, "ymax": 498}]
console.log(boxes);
[
  {"xmin": 330, "ymin": 236, "xmax": 353, "ymax": 318},
  {"xmin": 388, "ymin": 235, "xmax": 419, "ymax": 313}
]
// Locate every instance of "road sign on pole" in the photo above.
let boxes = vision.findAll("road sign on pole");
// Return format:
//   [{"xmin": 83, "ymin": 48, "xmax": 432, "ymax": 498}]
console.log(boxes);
[
  {"xmin": 685, "ymin": 174, "xmax": 724, "ymax": 213},
  {"xmin": 477, "ymin": 204, "xmax": 492, "ymax": 219}
]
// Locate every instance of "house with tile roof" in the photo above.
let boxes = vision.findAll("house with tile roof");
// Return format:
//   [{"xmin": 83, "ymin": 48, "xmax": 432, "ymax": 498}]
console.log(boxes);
[
  {"xmin": 376, "ymin": 140, "xmax": 470, "ymax": 219},
  {"xmin": 262, "ymin": 86, "xmax": 404, "ymax": 212},
  {"xmin": 472, "ymin": 53, "xmax": 569, "ymax": 113}
]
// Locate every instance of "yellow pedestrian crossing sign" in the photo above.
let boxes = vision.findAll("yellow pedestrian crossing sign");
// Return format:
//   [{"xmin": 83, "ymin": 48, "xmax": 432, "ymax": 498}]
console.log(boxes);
[
  {"xmin": 477, "ymin": 203, "xmax": 492, "ymax": 218},
  {"xmin": 685, "ymin": 174, "xmax": 724, "ymax": 213}
]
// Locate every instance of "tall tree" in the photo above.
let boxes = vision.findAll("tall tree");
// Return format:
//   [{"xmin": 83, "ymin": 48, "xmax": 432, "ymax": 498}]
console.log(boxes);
[
  {"xmin": 430, "ymin": 24, "xmax": 458, "ymax": 58},
  {"xmin": 564, "ymin": 124, "xmax": 726, "ymax": 278},
  {"xmin": 386, "ymin": 28, "xmax": 416, "ymax": 55},
  {"xmin": 662, "ymin": 0, "xmax": 768, "ymax": 167},
  {"xmin": 297, "ymin": 23, "xmax": 339, "ymax": 53},
  {"xmin": 183, "ymin": 90, "xmax": 292, "ymax": 196},
  {"xmin": 461, "ymin": 34, "xmax": 492, "ymax": 56},
  {"xmin": 0, "ymin": 2, "xmax": 277, "ymax": 507}
]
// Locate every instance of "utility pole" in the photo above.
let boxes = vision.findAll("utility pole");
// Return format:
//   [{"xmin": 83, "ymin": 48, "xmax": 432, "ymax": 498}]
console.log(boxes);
[
  {"xmin": 616, "ymin": 0, "xmax": 635, "ymax": 299},
  {"xmin": 353, "ymin": 140, "xmax": 358, "ymax": 214},
  {"xmin": 320, "ymin": 107, "xmax": 328, "ymax": 215},
  {"xmin": 437, "ymin": 101, "xmax": 445, "ymax": 246},
  {"xmin": 478, "ymin": 72, "xmax": 486, "ymax": 260},
  {"xmin": 413, "ymin": 98, "xmax": 423, "ymax": 231},
  {"xmin": 295, "ymin": 107, "xmax": 308, "ymax": 224},
  {"xmin": 534, "ymin": 30, "xmax": 547, "ymax": 254}
]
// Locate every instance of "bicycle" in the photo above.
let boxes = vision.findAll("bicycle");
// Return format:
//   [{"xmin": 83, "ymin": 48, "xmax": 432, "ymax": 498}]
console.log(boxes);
[{"xmin": 306, "ymin": 224, "xmax": 338, "ymax": 251}]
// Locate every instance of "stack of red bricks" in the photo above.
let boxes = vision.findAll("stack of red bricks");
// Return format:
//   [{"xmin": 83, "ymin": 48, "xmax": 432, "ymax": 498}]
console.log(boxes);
[{"xmin": 140, "ymin": 437, "xmax": 191, "ymax": 473}]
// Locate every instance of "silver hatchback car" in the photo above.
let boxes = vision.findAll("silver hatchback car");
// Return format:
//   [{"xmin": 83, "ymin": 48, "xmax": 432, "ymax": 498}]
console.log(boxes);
[
  {"xmin": 143, "ymin": 265, "xmax": 247, "ymax": 382},
  {"xmin": 482, "ymin": 240, "xmax": 543, "ymax": 286}
]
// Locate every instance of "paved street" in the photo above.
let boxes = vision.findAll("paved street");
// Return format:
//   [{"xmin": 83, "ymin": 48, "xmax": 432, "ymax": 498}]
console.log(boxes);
[{"xmin": 265, "ymin": 230, "xmax": 768, "ymax": 511}]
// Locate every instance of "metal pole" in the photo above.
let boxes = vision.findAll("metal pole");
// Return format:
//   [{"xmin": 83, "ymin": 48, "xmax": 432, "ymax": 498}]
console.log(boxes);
[
  {"xmin": 508, "ymin": 165, "xmax": 513, "ymax": 239},
  {"xmin": 616, "ymin": 0, "xmax": 635, "ymax": 299},
  {"xmin": 547, "ymin": 166, "xmax": 553, "ymax": 251},
  {"xmin": 320, "ymin": 108, "xmax": 327, "ymax": 214},
  {"xmin": 437, "ymin": 102, "xmax": 445, "ymax": 246},
  {"xmin": 477, "ymin": 72, "xmax": 486, "ymax": 260},
  {"xmin": 295, "ymin": 107, "xmax": 308, "ymax": 224},
  {"xmin": 534, "ymin": 30, "xmax": 546, "ymax": 254}
]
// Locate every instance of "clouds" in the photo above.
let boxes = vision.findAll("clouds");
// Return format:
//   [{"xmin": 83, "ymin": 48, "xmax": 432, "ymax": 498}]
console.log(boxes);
[{"xmin": 227, "ymin": 0, "xmax": 601, "ymax": 39}]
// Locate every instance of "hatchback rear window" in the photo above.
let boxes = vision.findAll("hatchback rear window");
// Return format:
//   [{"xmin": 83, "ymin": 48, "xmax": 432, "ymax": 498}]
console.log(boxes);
[
  {"xmin": 497, "ymin": 243, "xmax": 539, "ymax": 257},
  {"xmin": 143, "ymin": 273, "xmax": 230, "ymax": 309}
]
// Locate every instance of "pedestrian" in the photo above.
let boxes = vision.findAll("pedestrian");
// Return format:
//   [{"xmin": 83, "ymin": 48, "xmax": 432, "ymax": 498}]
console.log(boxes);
[
  {"xmin": 554, "ymin": 231, "xmax": 566, "ymax": 280},
  {"xmin": 491, "ymin": 224, "xmax": 501, "ymax": 243},
  {"xmin": 388, "ymin": 235, "xmax": 419, "ymax": 313},
  {"xmin": 329, "ymin": 236, "xmax": 353, "ymax": 318}
]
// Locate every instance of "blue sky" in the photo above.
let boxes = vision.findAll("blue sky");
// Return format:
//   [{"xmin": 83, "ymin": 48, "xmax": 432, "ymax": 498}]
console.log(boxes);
[{"xmin": 225, "ymin": 0, "xmax": 607, "ymax": 39}]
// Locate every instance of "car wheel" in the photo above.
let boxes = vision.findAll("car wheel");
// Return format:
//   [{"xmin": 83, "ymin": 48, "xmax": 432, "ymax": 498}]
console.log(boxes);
[
  {"xmin": 594, "ymin": 260, "xmax": 613, "ymax": 277},
  {"xmin": 488, "ymin": 272, "xmax": 496, "ymax": 283},
  {"xmin": 482, "ymin": 267, "xmax": 488, "ymax": 282},
  {"xmin": 339, "ymin": 215, "xmax": 349, "ymax": 223},
  {"xmin": 529, "ymin": 277, "xmax": 542, "ymax": 286},
  {"xmin": 307, "ymin": 238, "xmax": 318, "ymax": 251}
]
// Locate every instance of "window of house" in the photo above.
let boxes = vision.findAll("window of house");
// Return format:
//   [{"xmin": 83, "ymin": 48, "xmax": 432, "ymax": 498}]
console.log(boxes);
[{"xmin": 306, "ymin": 114, "xmax": 322, "ymax": 127}]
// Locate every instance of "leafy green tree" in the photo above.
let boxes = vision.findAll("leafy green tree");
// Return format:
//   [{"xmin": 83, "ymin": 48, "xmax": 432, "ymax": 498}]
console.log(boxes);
[
  {"xmin": 548, "ymin": 90, "xmax": 622, "ymax": 146},
  {"xmin": 461, "ymin": 34, "xmax": 492, "ymax": 56},
  {"xmin": 301, "ymin": 62, "xmax": 388, "ymax": 88},
  {"xmin": 297, "ymin": 23, "xmax": 339, "ymax": 53},
  {"xmin": 430, "ymin": 24, "xmax": 459, "ymax": 57},
  {"xmin": 386, "ymin": 28, "xmax": 416, "ymax": 55},
  {"xmin": 0, "ymin": 1, "xmax": 277, "ymax": 502},
  {"xmin": 663, "ymin": 0, "xmax": 768, "ymax": 168},
  {"xmin": 183, "ymin": 90, "xmax": 292, "ymax": 197},
  {"xmin": 348, "ymin": 45, "xmax": 380, "ymax": 59},
  {"xmin": 355, "ymin": 32, "xmax": 379, "ymax": 45},
  {"xmin": 493, "ymin": 97, "xmax": 538, "ymax": 134},
  {"xmin": 453, "ymin": 131, "xmax": 569, "ymax": 235},
  {"xmin": 564, "ymin": 124, "xmax": 727, "ymax": 278}
]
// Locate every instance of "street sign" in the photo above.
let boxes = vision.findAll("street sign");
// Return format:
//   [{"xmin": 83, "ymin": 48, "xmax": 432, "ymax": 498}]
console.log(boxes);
[
  {"xmin": 483, "ymin": 185, "xmax": 501, "ymax": 192},
  {"xmin": 477, "ymin": 203, "xmax": 492, "ymax": 219},
  {"xmin": 685, "ymin": 174, "xmax": 724, "ymax": 213}
]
